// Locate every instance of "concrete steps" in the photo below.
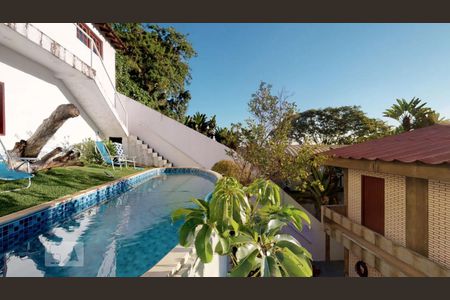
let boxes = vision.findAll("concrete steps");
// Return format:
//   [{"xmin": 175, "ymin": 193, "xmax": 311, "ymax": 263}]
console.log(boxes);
[{"xmin": 126, "ymin": 135, "xmax": 173, "ymax": 168}]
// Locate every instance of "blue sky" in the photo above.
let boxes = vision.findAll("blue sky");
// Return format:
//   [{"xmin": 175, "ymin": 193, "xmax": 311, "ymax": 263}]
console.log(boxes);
[{"xmin": 158, "ymin": 23, "xmax": 450, "ymax": 128}]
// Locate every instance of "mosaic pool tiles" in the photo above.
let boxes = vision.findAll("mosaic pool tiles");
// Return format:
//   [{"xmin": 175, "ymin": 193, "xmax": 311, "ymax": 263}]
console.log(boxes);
[
  {"xmin": 161, "ymin": 167, "xmax": 219, "ymax": 182},
  {"xmin": 0, "ymin": 168, "xmax": 219, "ymax": 253}
]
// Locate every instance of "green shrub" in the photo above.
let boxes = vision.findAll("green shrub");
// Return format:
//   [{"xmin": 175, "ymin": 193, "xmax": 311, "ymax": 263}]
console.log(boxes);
[
  {"xmin": 212, "ymin": 160, "xmax": 240, "ymax": 177},
  {"xmin": 212, "ymin": 159, "xmax": 253, "ymax": 184},
  {"xmin": 75, "ymin": 138, "xmax": 116, "ymax": 165}
]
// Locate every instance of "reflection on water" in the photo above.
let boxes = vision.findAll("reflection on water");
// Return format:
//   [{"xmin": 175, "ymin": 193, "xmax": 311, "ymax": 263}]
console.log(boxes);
[{"xmin": 0, "ymin": 174, "xmax": 214, "ymax": 277}]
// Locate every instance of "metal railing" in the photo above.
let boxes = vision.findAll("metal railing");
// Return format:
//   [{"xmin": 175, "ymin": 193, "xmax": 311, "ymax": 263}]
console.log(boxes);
[{"xmin": 73, "ymin": 23, "xmax": 129, "ymax": 132}]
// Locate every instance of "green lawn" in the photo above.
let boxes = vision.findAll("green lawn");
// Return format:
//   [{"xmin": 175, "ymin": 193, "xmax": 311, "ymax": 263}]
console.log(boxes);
[{"xmin": 0, "ymin": 165, "xmax": 144, "ymax": 217}]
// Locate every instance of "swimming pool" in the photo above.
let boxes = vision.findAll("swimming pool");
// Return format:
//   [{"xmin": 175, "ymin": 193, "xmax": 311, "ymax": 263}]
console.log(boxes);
[{"xmin": 0, "ymin": 169, "xmax": 217, "ymax": 277}]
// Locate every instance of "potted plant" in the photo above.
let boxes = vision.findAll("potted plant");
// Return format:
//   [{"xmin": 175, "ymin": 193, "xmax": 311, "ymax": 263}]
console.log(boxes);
[{"xmin": 172, "ymin": 177, "xmax": 313, "ymax": 277}]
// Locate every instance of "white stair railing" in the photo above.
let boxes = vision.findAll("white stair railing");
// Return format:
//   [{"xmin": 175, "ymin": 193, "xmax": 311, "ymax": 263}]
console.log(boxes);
[{"xmin": 73, "ymin": 23, "xmax": 129, "ymax": 133}]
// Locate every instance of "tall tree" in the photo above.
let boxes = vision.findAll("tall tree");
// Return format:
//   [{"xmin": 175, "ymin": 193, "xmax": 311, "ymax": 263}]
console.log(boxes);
[
  {"xmin": 112, "ymin": 23, "xmax": 197, "ymax": 121},
  {"xmin": 229, "ymin": 82, "xmax": 324, "ymax": 189},
  {"xmin": 291, "ymin": 106, "xmax": 391, "ymax": 145},
  {"xmin": 383, "ymin": 97, "xmax": 448, "ymax": 132}
]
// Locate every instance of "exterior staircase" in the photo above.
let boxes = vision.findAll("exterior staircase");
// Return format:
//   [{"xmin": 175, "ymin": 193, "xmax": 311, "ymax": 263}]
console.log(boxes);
[{"xmin": 126, "ymin": 135, "xmax": 173, "ymax": 168}]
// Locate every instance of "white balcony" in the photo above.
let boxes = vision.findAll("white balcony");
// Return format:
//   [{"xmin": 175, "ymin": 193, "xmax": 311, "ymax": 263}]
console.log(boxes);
[{"xmin": 0, "ymin": 23, "xmax": 128, "ymax": 139}]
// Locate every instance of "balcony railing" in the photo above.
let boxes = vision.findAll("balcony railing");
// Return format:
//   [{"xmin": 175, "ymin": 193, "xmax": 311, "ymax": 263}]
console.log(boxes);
[
  {"xmin": 2, "ymin": 23, "xmax": 129, "ymax": 134},
  {"xmin": 322, "ymin": 205, "xmax": 450, "ymax": 277}
]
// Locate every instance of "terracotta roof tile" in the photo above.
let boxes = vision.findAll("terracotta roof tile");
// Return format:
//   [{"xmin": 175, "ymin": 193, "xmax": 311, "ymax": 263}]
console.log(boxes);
[
  {"xmin": 93, "ymin": 23, "xmax": 125, "ymax": 50},
  {"xmin": 324, "ymin": 124, "xmax": 450, "ymax": 165},
  {"xmin": 286, "ymin": 144, "xmax": 346, "ymax": 156}
]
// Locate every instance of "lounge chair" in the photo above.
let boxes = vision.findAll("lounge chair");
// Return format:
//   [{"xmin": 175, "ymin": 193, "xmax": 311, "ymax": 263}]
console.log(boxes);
[
  {"xmin": 112, "ymin": 142, "xmax": 136, "ymax": 169},
  {"xmin": 0, "ymin": 139, "xmax": 34, "ymax": 193},
  {"xmin": 95, "ymin": 141, "xmax": 125, "ymax": 170}
]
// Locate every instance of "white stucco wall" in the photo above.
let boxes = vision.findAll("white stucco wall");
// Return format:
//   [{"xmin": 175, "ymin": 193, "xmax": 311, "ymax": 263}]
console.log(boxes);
[
  {"xmin": 120, "ymin": 93, "xmax": 231, "ymax": 169},
  {"xmin": 0, "ymin": 43, "xmax": 98, "ymax": 155},
  {"xmin": 281, "ymin": 190, "xmax": 344, "ymax": 262}
]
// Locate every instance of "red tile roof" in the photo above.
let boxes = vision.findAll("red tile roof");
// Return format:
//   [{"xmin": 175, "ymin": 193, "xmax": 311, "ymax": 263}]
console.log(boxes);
[
  {"xmin": 93, "ymin": 23, "xmax": 125, "ymax": 50},
  {"xmin": 324, "ymin": 124, "xmax": 450, "ymax": 165},
  {"xmin": 286, "ymin": 144, "xmax": 346, "ymax": 156}
]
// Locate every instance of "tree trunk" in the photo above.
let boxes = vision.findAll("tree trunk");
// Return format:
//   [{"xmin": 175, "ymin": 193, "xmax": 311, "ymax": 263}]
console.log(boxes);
[
  {"xmin": 30, "ymin": 148, "xmax": 83, "ymax": 172},
  {"xmin": 7, "ymin": 104, "xmax": 83, "ymax": 173},
  {"xmin": 10, "ymin": 104, "xmax": 80, "ymax": 158}
]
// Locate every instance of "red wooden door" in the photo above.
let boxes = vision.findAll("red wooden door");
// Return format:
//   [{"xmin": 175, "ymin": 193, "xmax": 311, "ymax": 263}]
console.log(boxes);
[
  {"xmin": 361, "ymin": 175, "xmax": 385, "ymax": 235},
  {"xmin": 0, "ymin": 82, "xmax": 4, "ymax": 136}
]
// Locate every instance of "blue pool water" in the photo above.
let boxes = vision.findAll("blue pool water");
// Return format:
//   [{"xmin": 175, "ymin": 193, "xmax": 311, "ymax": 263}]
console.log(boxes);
[{"xmin": 0, "ymin": 173, "xmax": 215, "ymax": 277}]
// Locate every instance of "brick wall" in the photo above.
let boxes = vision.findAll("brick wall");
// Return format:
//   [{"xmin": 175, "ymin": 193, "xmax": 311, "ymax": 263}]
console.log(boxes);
[
  {"xmin": 347, "ymin": 169, "xmax": 406, "ymax": 277},
  {"xmin": 428, "ymin": 180, "xmax": 450, "ymax": 268},
  {"xmin": 348, "ymin": 253, "xmax": 382, "ymax": 277}
]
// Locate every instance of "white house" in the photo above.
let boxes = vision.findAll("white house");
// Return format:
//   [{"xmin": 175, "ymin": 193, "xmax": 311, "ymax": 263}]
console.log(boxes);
[
  {"xmin": 0, "ymin": 23, "xmax": 230, "ymax": 168},
  {"xmin": 0, "ymin": 23, "xmax": 123, "ymax": 153}
]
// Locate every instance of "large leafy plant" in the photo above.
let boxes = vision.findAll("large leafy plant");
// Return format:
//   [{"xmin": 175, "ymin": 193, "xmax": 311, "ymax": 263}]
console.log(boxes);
[
  {"xmin": 303, "ymin": 166, "xmax": 341, "ymax": 219},
  {"xmin": 172, "ymin": 177, "xmax": 313, "ymax": 277}
]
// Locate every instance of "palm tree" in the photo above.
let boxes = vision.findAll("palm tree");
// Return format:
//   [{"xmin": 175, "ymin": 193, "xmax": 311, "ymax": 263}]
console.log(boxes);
[
  {"xmin": 206, "ymin": 115, "xmax": 217, "ymax": 138},
  {"xmin": 184, "ymin": 112, "xmax": 218, "ymax": 138},
  {"xmin": 191, "ymin": 112, "xmax": 208, "ymax": 132},
  {"xmin": 383, "ymin": 98, "xmax": 444, "ymax": 132},
  {"xmin": 215, "ymin": 126, "xmax": 241, "ymax": 150},
  {"xmin": 415, "ymin": 111, "xmax": 449, "ymax": 128},
  {"xmin": 306, "ymin": 166, "xmax": 341, "ymax": 219}
]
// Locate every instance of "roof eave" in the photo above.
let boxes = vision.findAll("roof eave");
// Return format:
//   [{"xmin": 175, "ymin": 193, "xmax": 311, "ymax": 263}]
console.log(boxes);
[
  {"xmin": 325, "ymin": 157, "xmax": 450, "ymax": 181},
  {"xmin": 93, "ymin": 23, "xmax": 126, "ymax": 51}
]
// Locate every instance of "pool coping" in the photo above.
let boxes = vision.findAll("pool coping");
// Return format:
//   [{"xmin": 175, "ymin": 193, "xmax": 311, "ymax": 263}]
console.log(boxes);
[
  {"xmin": 141, "ymin": 168, "xmax": 223, "ymax": 277},
  {"xmin": 0, "ymin": 168, "xmax": 150, "ymax": 225}
]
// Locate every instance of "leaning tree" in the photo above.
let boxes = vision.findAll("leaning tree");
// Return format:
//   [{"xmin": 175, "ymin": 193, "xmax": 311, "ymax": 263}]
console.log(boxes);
[{"xmin": 7, "ymin": 104, "xmax": 84, "ymax": 172}]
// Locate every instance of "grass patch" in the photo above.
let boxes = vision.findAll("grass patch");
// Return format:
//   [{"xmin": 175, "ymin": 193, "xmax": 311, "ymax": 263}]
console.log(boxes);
[{"xmin": 0, "ymin": 165, "xmax": 145, "ymax": 217}]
